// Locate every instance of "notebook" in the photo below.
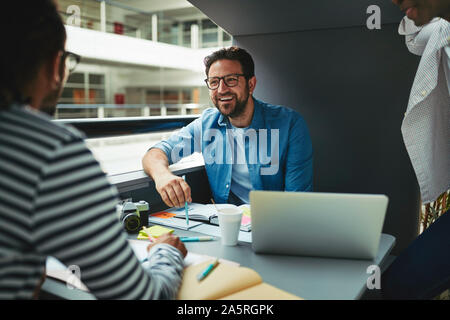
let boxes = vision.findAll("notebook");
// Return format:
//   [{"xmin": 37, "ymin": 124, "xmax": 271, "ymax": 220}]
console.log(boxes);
[
  {"xmin": 168, "ymin": 203, "xmax": 252, "ymax": 232},
  {"xmin": 170, "ymin": 203, "xmax": 217, "ymax": 222},
  {"xmin": 177, "ymin": 259, "xmax": 302, "ymax": 300}
]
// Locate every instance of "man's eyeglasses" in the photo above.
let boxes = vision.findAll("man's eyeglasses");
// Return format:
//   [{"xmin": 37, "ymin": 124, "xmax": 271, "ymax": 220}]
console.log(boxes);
[
  {"xmin": 205, "ymin": 74, "xmax": 246, "ymax": 90},
  {"xmin": 62, "ymin": 51, "xmax": 81, "ymax": 74}
]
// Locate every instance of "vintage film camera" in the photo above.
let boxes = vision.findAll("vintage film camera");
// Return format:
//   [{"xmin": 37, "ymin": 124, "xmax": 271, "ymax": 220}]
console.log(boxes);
[{"xmin": 116, "ymin": 199, "xmax": 149, "ymax": 233}]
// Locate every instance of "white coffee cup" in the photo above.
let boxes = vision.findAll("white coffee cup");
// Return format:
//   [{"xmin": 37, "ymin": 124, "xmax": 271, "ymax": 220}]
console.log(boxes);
[{"xmin": 216, "ymin": 204, "xmax": 243, "ymax": 246}]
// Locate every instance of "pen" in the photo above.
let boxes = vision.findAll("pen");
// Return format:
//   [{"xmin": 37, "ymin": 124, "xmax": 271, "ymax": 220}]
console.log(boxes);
[
  {"xmin": 182, "ymin": 175, "xmax": 189, "ymax": 226},
  {"xmin": 180, "ymin": 236, "xmax": 215, "ymax": 242},
  {"xmin": 211, "ymin": 198, "xmax": 219, "ymax": 212},
  {"xmin": 197, "ymin": 259, "xmax": 219, "ymax": 281}
]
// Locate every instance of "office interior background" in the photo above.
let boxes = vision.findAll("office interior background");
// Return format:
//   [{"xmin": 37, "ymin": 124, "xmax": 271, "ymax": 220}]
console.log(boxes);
[
  {"xmin": 56, "ymin": 0, "xmax": 448, "ymax": 259},
  {"xmin": 57, "ymin": 0, "xmax": 230, "ymax": 174}
]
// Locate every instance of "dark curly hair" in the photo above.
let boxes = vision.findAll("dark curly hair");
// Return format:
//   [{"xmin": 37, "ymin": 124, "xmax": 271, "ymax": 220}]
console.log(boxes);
[
  {"xmin": 203, "ymin": 46, "xmax": 255, "ymax": 79},
  {"xmin": 0, "ymin": 0, "xmax": 66, "ymax": 109}
]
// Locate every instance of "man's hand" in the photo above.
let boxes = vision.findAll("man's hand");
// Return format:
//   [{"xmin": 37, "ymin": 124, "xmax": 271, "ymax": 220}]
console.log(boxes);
[
  {"xmin": 155, "ymin": 173, "xmax": 192, "ymax": 208},
  {"xmin": 147, "ymin": 234, "xmax": 187, "ymax": 258},
  {"xmin": 142, "ymin": 148, "xmax": 192, "ymax": 208}
]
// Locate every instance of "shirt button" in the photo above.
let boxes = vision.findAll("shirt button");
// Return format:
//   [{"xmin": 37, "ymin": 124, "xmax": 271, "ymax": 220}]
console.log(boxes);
[
  {"xmin": 421, "ymin": 90, "xmax": 427, "ymax": 96},
  {"xmin": 226, "ymin": 184, "xmax": 229, "ymax": 188}
]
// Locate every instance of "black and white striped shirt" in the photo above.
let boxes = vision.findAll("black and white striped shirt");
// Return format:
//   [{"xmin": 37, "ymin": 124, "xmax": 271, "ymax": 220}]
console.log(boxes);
[{"xmin": 0, "ymin": 105, "xmax": 184, "ymax": 299}]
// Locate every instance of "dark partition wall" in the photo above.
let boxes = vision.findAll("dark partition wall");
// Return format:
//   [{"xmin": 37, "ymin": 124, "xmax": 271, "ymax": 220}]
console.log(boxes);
[
  {"xmin": 190, "ymin": 0, "xmax": 422, "ymax": 254},
  {"xmin": 234, "ymin": 24, "xmax": 421, "ymax": 254}
]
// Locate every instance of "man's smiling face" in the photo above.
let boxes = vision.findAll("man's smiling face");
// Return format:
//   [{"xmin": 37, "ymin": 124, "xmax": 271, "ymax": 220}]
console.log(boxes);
[{"xmin": 208, "ymin": 59, "xmax": 251, "ymax": 119}]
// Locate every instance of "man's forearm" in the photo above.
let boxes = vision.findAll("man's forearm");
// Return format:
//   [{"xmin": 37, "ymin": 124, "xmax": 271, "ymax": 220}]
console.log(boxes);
[{"xmin": 142, "ymin": 148, "xmax": 171, "ymax": 180}]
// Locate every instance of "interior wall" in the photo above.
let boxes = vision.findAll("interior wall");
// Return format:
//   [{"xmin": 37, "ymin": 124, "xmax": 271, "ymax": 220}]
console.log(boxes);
[{"xmin": 234, "ymin": 24, "xmax": 421, "ymax": 254}]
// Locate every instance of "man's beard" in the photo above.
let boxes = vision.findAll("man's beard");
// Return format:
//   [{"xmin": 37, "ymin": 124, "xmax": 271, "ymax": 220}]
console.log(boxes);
[
  {"xmin": 39, "ymin": 82, "xmax": 63, "ymax": 116},
  {"xmin": 214, "ymin": 89, "xmax": 250, "ymax": 119}
]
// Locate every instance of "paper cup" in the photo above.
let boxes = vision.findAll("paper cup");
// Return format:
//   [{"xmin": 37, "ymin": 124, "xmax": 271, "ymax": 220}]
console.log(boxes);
[{"xmin": 216, "ymin": 205, "xmax": 243, "ymax": 246}]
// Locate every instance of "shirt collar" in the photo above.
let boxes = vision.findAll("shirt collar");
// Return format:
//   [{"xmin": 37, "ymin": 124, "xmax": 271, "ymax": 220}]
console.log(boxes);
[{"xmin": 217, "ymin": 96, "xmax": 263, "ymax": 128}]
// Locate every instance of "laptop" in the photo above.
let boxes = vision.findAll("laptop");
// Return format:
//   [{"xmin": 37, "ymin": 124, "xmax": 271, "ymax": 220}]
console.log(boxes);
[{"xmin": 250, "ymin": 191, "xmax": 388, "ymax": 260}]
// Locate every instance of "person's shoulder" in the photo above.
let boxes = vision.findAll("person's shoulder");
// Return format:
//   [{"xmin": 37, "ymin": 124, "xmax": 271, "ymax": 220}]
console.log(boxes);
[
  {"xmin": 9, "ymin": 105, "xmax": 86, "ymax": 144},
  {"xmin": 256, "ymin": 98, "xmax": 305, "ymax": 122},
  {"xmin": 200, "ymin": 106, "xmax": 219, "ymax": 119},
  {"xmin": 52, "ymin": 121, "xmax": 86, "ymax": 142},
  {"xmin": 199, "ymin": 106, "xmax": 222, "ymax": 126}
]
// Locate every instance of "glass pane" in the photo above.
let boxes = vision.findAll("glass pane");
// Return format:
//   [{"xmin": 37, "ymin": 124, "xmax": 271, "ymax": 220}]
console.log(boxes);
[
  {"xmin": 183, "ymin": 20, "xmax": 197, "ymax": 32},
  {"xmin": 61, "ymin": 87, "xmax": 75, "ymax": 99},
  {"xmin": 89, "ymin": 74, "xmax": 104, "ymax": 85},
  {"xmin": 181, "ymin": 90, "xmax": 192, "ymax": 103},
  {"xmin": 163, "ymin": 90, "xmax": 179, "ymax": 103},
  {"xmin": 66, "ymin": 72, "xmax": 84, "ymax": 84},
  {"xmin": 146, "ymin": 90, "xmax": 161, "ymax": 104},
  {"xmin": 201, "ymin": 19, "xmax": 216, "ymax": 30},
  {"xmin": 202, "ymin": 32, "xmax": 218, "ymax": 44},
  {"xmin": 223, "ymin": 32, "xmax": 232, "ymax": 41},
  {"xmin": 88, "ymin": 89, "xmax": 105, "ymax": 103}
]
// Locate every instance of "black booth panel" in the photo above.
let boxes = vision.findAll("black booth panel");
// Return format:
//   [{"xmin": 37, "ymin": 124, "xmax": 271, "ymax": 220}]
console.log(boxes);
[
  {"xmin": 118, "ymin": 168, "xmax": 213, "ymax": 214},
  {"xmin": 233, "ymin": 24, "xmax": 421, "ymax": 254},
  {"xmin": 188, "ymin": 0, "xmax": 423, "ymax": 254}
]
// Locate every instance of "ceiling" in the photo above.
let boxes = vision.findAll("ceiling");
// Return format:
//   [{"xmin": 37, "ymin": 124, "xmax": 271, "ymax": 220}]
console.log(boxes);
[
  {"xmin": 188, "ymin": 0, "xmax": 405, "ymax": 36},
  {"xmin": 111, "ymin": 0, "xmax": 194, "ymax": 13}
]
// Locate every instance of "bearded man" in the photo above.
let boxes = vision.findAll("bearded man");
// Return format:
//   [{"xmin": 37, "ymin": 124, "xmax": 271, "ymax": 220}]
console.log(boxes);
[{"xmin": 143, "ymin": 46, "xmax": 313, "ymax": 207}]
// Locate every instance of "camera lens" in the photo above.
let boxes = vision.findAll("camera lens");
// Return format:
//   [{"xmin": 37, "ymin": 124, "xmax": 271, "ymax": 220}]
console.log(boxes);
[{"xmin": 122, "ymin": 213, "xmax": 140, "ymax": 232}]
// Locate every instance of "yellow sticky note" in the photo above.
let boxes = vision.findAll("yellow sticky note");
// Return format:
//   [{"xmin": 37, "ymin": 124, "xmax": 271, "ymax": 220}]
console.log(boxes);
[
  {"xmin": 138, "ymin": 225, "xmax": 174, "ymax": 240},
  {"xmin": 242, "ymin": 207, "xmax": 251, "ymax": 217}
]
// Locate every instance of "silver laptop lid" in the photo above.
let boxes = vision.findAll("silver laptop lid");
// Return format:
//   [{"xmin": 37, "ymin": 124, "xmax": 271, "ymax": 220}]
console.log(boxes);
[{"xmin": 250, "ymin": 191, "xmax": 388, "ymax": 260}]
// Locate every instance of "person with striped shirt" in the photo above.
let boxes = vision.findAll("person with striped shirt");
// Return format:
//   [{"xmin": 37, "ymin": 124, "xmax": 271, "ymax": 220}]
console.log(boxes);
[{"xmin": 0, "ymin": 0, "xmax": 187, "ymax": 299}]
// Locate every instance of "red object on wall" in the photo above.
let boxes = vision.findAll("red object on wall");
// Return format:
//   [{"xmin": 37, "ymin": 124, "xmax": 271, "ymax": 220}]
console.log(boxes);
[
  {"xmin": 114, "ymin": 94, "xmax": 125, "ymax": 105},
  {"xmin": 114, "ymin": 22, "xmax": 124, "ymax": 35}
]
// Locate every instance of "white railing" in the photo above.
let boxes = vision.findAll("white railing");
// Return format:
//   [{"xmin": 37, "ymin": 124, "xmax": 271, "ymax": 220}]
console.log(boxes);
[{"xmin": 55, "ymin": 103, "xmax": 206, "ymax": 119}]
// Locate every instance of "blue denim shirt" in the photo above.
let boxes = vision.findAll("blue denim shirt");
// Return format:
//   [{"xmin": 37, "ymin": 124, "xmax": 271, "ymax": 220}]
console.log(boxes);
[{"xmin": 151, "ymin": 98, "xmax": 313, "ymax": 203}]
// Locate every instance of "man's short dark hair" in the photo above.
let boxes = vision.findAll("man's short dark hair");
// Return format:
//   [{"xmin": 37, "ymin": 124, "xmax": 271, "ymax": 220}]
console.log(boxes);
[
  {"xmin": 204, "ymin": 46, "xmax": 255, "ymax": 79},
  {"xmin": 0, "ymin": 0, "xmax": 66, "ymax": 109}
]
